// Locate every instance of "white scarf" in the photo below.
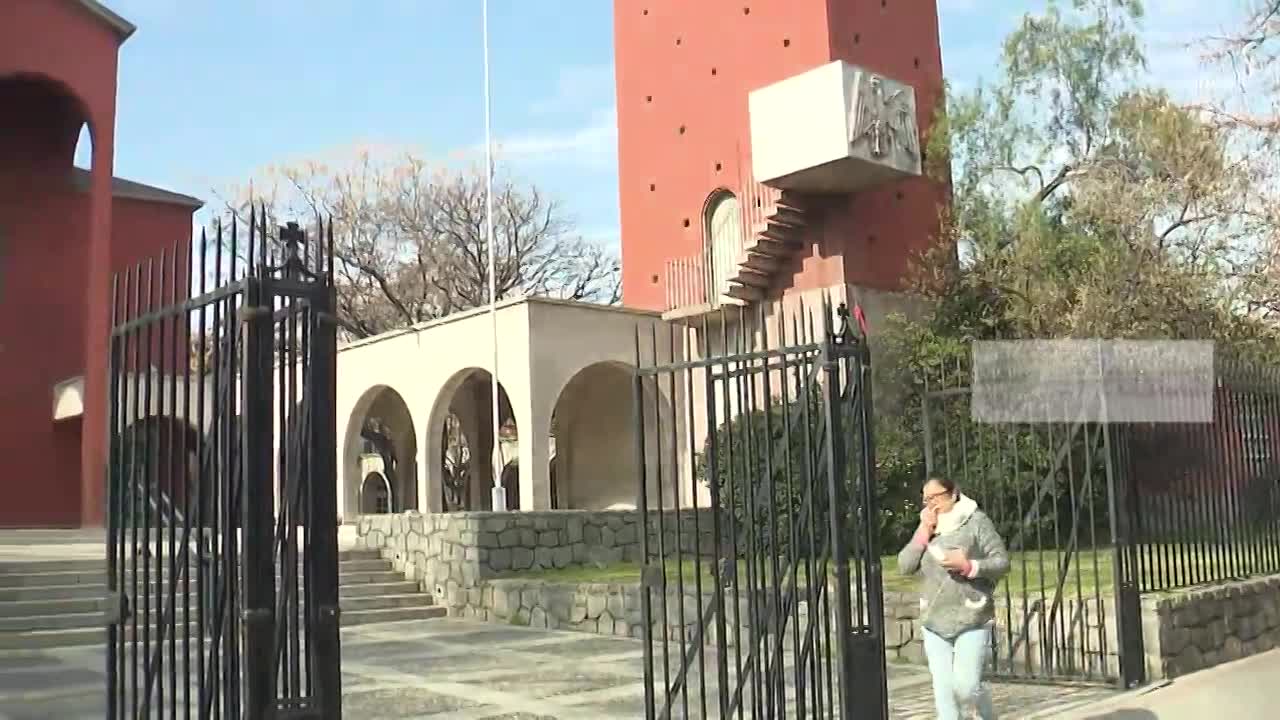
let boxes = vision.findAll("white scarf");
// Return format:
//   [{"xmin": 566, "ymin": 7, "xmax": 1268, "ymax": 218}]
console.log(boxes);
[{"xmin": 936, "ymin": 494, "xmax": 978, "ymax": 536}]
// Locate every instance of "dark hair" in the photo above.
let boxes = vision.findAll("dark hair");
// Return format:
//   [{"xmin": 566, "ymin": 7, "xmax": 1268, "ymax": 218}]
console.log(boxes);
[{"xmin": 926, "ymin": 476, "xmax": 959, "ymax": 499}]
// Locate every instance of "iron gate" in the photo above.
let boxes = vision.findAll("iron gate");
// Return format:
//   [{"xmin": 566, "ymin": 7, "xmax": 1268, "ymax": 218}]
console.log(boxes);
[
  {"xmin": 634, "ymin": 302, "xmax": 887, "ymax": 720},
  {"xmin": 106, "ymin": 213, "xmax": 342, "ymax": 719},
  {"xmin": 920, "ymin": 362, "xmax": 1145, "ymax": 688}
]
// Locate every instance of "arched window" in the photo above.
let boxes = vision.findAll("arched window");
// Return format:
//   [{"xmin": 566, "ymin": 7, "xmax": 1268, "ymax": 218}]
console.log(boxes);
[{"xmin": 704, "ymin": 191, "xmax": 743, "ymax": 307}]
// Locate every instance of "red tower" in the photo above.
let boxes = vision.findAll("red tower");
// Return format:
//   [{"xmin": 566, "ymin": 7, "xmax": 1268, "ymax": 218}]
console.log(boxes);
[
  {"xmin": 0, "ymin": 0, "xmax": 200, "ymax": 528},
  {"xmin": 614, "ymin": 0, "xmax": 948, "ymax": 325}
]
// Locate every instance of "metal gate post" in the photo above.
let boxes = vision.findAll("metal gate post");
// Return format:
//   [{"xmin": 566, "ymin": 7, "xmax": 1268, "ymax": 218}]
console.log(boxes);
[
  {"xmin": 820, "ymin": 318, "xmax": 857, "ymax": 720},
  {"xmin": 849, "ymin": 345, "xmax": 888, "ymax": 720},
  {"xmin": 1103, "ymin": 423, "xmax": 1147, "ymax": 688},
  {"xmin": 308, "ymin": 274, "xmax": 344, "ymax": 719},
  {"xmin": 240, "ymin": 275, "xmax": 277, "ymax": 718}
]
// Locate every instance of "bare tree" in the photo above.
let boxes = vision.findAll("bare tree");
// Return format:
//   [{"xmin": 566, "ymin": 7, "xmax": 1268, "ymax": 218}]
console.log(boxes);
[
  {"xmin": 1198, "ymin": 1, "xmax": 1280, "ymax": 133},
  {"xmin": 216, "ymin": 149, "xmax": 620, "ymax": 341}
]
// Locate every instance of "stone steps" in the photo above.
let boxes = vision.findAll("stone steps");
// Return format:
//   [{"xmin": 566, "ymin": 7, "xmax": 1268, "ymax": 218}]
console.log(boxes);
[{"xmin": 0, "ymin": 549, "xmax": 441, "ymax": 651}]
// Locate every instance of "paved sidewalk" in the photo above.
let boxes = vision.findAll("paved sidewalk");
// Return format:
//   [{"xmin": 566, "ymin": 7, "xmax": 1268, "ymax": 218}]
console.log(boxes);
[
  {"xmin": 0, "ymin": 619, "xmax": 1115, "ymax": 718},
  {"xmin": 1051, "ymin": 648, "xmax": 1279, "ymax": 720}
]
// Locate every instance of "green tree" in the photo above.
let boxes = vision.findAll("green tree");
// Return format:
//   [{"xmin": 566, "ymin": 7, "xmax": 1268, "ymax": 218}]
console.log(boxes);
[{"xmin": 875, "ymin": 0, "xmax": 1280, "ymax": 548}]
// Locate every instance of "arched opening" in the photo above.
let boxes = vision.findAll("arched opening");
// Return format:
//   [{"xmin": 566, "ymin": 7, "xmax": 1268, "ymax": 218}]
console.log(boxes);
[
  {"xmin": 549, "ymin": 362, "xmax": 638, "ymax": 509},
  {"xmin": 341, "ymin": 385, "xmax": 419, "ymax": 519},
  {"xmin": 359, "ymin": 472, "xmax": 393, "ymax": 514},
  {"xmin": 704, "ymin": 190, "xmax": 742, "ymax": 308},
  {"xmin": 0, "ymin": 74, "xmax": 95, "ymax": 527},
  {"xmin": 427, "ymin": 368, "xmax": 519, "ymax": 511},
  {"xmin": 441, "ymin": 412, "xmax": 472, "ymax": 511},
  {"xmin": 73, "ymin": 122, "xmax": 92, "ymax": 171},
  {"xmin": 116, "ymin": 415, "xmax": 205, "ymax": 526}
]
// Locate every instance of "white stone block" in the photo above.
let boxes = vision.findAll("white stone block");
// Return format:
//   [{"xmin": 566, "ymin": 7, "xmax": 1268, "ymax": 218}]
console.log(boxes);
[{"xmin": 749, "ymin": 60, "xmax": 922, "ymax": 193}]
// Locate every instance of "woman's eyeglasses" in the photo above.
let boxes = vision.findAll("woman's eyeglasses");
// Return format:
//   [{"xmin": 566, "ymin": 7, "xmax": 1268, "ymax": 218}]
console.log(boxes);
[{"xmin": 922, "ymin": 489, "xmax": 951, "ymax": 504}]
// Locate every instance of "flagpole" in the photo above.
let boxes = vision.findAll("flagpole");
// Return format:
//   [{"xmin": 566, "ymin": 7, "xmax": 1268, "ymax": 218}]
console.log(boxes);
[{"xmin": 483, "ymin": 0, "xmax": 507, "ymax": 511}]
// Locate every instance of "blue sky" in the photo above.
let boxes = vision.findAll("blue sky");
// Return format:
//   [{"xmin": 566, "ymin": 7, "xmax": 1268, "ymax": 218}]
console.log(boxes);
[{"xmin": 96, "ymin": 0, "xmax": 1247, "ymax": 248}]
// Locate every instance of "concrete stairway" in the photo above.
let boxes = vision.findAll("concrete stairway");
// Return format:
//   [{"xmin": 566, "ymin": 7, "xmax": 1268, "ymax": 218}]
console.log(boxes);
[
  {"xmin": 726, "ymin": 188, "xmax": 809, "ymax": 303},
  {"xmin": 0, "ymin": 549, "xmax": 443, "ymax": 651}
]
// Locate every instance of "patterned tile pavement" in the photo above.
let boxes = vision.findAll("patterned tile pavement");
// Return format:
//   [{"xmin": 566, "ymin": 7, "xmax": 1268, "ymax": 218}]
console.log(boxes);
[{"xmin": 0, "ymin": 619, "xmax": 1117, "ymax": 719}]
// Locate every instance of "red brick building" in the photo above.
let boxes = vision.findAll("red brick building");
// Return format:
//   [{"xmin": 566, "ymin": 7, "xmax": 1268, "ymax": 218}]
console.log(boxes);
[
  {"xmin": 0, "ymin": 0, "xmax": 200, "ymax": 528},
  {"xmin": 614, "ymin": 0, "xmax": 948, "ymax": 325}
]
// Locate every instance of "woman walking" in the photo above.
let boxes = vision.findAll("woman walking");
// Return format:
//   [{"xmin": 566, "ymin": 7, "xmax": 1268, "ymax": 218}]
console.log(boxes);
[{"xmin": 898, "ymin": 476, "xmax": 1009, "ymax": 720}]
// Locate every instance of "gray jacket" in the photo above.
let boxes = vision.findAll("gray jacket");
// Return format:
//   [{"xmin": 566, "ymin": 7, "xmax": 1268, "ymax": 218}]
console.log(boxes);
[{"xmin": 897, "ymin": 497, "xmax": 1010, "ymax": 639}]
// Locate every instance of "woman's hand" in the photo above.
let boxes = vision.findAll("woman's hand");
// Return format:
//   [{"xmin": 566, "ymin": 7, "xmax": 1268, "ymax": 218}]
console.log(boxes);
[
  {"xmin": 940, "ymin": 549, "xmax": 969, "ymax": 573},
  {"xmin": 918, "ymin": 506, "xmax": 937, "ymax": 533}
]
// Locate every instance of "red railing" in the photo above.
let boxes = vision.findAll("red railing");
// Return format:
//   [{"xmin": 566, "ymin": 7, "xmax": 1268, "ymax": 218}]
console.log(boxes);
[{"xmin": 664, "ymin": 254, "xmax": 707, "ymax": 311}]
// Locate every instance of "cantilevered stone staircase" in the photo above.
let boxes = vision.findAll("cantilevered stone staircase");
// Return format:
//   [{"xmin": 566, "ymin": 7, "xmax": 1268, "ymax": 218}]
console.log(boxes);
[
  {"xmin": 0, "ymin": 545, "xmax": 443, "ymax": 651},
  {"xmin": 725, "ymin": 184, "xmax": 811, "ymax": 304}
]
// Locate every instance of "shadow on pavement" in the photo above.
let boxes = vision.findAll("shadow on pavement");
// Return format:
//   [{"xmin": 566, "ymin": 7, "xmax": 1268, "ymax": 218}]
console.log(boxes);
[{"xmin": 1073, "ymin": 710, "xmax": 1159, "ymax": 719}]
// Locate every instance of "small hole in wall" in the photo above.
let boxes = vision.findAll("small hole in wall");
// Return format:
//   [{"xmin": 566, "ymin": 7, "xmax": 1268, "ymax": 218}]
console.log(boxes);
[
  {"xmin": 683, "ymin": 218, "xmax": 691, "ymax": 228},
  {"xmin": 744, "ymin": 7, "xmax": 751, "ymax": 14},
  {"xmin": 711, "ymin": 67, "xmax": 717, "ymax": 76},
  {"xmin": 914, "ymin": 57, "xmax": 921, "ymax": 69},
  {"xmin": 643, "ymin": 8, "xmax": 648, "ymax": 15},
  {"xmin": 882, "ymin": 0, "xmax": 887, "ymax": 6},
  {"xmin": 651, "ymin": 274, "xmax": 659, "ymax": 284},
  {"xmin": 896, "ymin": 191, "xmax": 905, "ymax": 201},
  {"xmin": 675, "ymin": 37, "xmax": 682, "ymax": 46},
  {"xmin": 715, "ymin": 162, "xmax": 722, "ymax": 172},
  {"xmin": 645, "ymin": 95, "xmax": 653, "ymax": 103},
  {"xmin": 649, "ymin": 183, "xmax": 656, "ymax": 191},
  {"xmin": 869, "ymin": 234, "xmax": 878, "ymax": 244},
  {"xmin": 854, "ymin": 33, "xmax": 861, "ymax": 44},
  {"xmin": 783, "ymin": 38, "xmax": 791, "ymax": 47},
  {"xmin": 678, "ymin": 125, "xmax": 686, "ymax": 135}
]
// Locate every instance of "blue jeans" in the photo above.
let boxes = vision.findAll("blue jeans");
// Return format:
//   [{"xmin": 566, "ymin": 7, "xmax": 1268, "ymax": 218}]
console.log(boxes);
[{"xmin": 922, "ymin": 624, "xmax": 996, "ymax": 720}]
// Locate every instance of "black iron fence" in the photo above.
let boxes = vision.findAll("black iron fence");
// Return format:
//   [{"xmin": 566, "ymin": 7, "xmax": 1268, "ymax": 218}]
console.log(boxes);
[
  {"xmin": 919, "ymin": 351, "xmax": 1280, "ymax": 689},
  {"xmin": 1113, "ymin": 360, "xmax": 1280, "ymax": 593},
  {"xmin": 634, "ymin": 302, "xmax": 887, "ymax": 720},
  {"xmin": 106, "ymin": 213, "xmax": 342, "ymax": 719}
]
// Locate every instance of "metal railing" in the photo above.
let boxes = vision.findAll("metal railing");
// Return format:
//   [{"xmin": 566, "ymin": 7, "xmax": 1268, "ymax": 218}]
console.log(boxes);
[{"xmin": 1115, "ymin": 359, "xmax": 1280, "ymax": 593}]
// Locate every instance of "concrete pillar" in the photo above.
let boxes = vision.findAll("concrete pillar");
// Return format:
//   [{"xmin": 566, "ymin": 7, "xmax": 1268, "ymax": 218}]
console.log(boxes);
[
  {"xmin": 467, "ymin": 382, "xmax": 494, "ymax": 511},
  {"xmin": 79, "ymin": 122, "xmax": 113, "ymax": 528},
  {"xmin": 517, "ymin": 396, "xmax": 552, "ymax": 511}
]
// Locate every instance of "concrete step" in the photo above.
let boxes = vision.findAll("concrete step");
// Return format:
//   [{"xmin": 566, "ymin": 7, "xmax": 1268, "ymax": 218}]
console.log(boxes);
[
  {"xmin": 340, "ymin": 606, "xmax": 446, "ymax": 627},
  {"xmin": 0, "ymin": 589, "xmax": 440, "ymax": 634},
  {"xmin": 0, "ymin": 564, "xmax": 397, "ymax": 589},
  {"xmin": 0, "ymin": 596, "xmax": 111, "ymax": 618},
  {"xmin": 0, "ymin": 626, "xmax": 105, "ymax": 650},
  {"xmin": 0, "ymin": 558, "xmax": 110, "ymax": 574},
  {"xmin": 337, "ymin": 570, "xmax": 403, "ymax": 585},
  {"xmin": 0, "ymin": 583, "xmax": 109, "ymax": 601},
  {"xmin": 340, "ymin": 581, "xmax": 419, "ymax": 598},
  {"xmin": 341, "ymin": 594, "xmax": 437, "ymax": 612},
  {"xmin": 0, "ymin": 610, "xmax": 106, "ymax": 632},
  {"xmin": 0, "ymin": 576, "xmax": 415, "ymax": 598}
]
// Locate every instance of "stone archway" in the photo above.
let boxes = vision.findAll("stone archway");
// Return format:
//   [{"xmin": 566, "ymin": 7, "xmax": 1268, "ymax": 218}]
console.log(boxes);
[
  {"xmin": 115, "ymin": 414, "xmax": 204, "ymax": 525},
  {"xmin": 0, "ymin": 72, "xmax": 103, "ymax": 527},
  {"xmin": 549, "ymin": 361, "xmax": 638, "ymax": 509},
  {"xmin": 359, "ymin": 472, "xmax": 394, "ymax": 514},
  {"xmin": 341, "ymin": 385, "xmax": 418, "ymax": 519},
  {"xmin": 426, "ymin": 368, "xmax": 518, "ymax": 511}
]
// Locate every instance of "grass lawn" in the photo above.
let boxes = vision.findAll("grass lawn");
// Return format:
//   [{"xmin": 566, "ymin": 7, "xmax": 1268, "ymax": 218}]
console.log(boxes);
[
  {"xmin": 504, "ymin": 548, "xmax": 1126, "ymax": 594},
  {"xmin": 509, "ymin": 543, "xmax": 1278, "ymax": 601},
  {"xmin": 510, "ymin": 549, "xmax": 1123, "ymax": 600}
]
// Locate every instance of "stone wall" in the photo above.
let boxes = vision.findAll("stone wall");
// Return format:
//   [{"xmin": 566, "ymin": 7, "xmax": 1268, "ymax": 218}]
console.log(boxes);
[
  {"xmin": 1141, "ymin": 574, "xmax": 1280, "ymax": 679},
  {"xmin": 354, "ymin": 510, "xmax": 719, "ymax": 600},
  {"xmin": 883, "ymin": 589, "xmax": 1120, "ymax": 678},
  {"xmin": 884, "ymin": 575, "xmax": 1280, "ymax": 681},
  {"xmin": 446, "ymin": 577, "xmax": 830, "ymax": 650}
]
